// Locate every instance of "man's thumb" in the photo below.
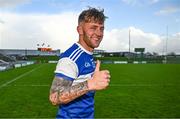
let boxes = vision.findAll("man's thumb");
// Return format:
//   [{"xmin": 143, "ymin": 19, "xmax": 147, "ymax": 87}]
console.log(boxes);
[{"xmin": 95, "ymin": 60, "xmax": 100, "ymax": 72}]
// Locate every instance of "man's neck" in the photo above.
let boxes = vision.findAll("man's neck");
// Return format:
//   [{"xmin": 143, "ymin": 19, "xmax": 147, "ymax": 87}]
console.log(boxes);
[{"xmin": 77, "ymin": 40, "xmax": 94, "ymax": 53}]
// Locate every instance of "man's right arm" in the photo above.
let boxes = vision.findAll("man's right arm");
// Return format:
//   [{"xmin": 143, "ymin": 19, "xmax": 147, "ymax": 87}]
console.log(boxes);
[{"xmin": 49, "ymin": 76, "xmax": 89, "ymax": 105}]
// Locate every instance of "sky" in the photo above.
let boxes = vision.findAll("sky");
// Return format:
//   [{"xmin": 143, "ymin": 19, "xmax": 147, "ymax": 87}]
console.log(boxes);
[{"xmin": 0, "ymin": 0, "xmax": 179, "ymax": 54}]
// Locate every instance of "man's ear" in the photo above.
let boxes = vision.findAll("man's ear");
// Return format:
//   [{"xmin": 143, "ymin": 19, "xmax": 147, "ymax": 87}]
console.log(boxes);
[{"xmin": 77, "ymin": 25, "xmax": 83, "ymax": 35}]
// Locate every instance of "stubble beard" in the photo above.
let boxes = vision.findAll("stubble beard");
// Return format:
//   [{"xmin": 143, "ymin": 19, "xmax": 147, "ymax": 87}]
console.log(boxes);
[{"xmin": 83, "ymin": 32, "xmax": 102, "ymax": 49}]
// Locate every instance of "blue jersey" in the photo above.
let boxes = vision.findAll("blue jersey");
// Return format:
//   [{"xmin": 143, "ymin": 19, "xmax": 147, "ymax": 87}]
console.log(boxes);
[{"xmin": 54, "ymin": 43, "xmax": 96, "ymax": 118}]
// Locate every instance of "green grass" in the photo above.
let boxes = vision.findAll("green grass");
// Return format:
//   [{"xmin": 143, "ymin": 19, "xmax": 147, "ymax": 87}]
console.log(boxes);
[
  {"xmin": 0, "ymin": 64, "xmax": 180, "ymax": 118},
  {"xmin": 95, "ymin": 64, "xmax": 180, "ymax": 118},
  {"xmin": 0, "ymin": 64, "xmax": 57, "ymax": 118}
]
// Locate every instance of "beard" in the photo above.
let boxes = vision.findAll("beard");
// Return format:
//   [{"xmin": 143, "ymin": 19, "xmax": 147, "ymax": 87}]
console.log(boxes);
[{"xmin": 83, "ymin": 30, "xmax": 102, "ymax": 49}]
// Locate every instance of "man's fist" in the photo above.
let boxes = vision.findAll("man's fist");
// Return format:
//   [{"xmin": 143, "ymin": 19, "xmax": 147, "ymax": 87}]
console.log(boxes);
[{"xmin": 88, "ymin": 60, "xmax": 110, "ymax": 91}]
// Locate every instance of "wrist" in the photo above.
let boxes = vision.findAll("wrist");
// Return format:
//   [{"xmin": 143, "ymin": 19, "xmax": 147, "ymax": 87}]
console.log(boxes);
[{"xmin": 87, "ymin": 78, "xmax": 94, "ymax": 91}]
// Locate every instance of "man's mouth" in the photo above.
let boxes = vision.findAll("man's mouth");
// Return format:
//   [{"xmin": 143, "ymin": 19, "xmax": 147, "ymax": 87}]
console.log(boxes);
[{"xmin": 92, "ymin": 37, "xmax": 101, "ymax": 41}]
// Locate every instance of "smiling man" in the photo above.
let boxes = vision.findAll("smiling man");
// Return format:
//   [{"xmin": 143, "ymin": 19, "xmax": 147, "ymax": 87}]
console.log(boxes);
[{"xmin": 49, "ymin": 7, "xmax": 111, "ymax": 118}]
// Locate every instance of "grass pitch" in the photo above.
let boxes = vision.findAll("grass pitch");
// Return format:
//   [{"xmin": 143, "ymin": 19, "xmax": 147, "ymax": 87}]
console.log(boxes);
[
  {"xmin": 0, "ymin": 63, "xmax": 180, "ymax": 118},
  {"xmin": 0, "ymin": 64, "xmax": 57, "ymax": 118}
]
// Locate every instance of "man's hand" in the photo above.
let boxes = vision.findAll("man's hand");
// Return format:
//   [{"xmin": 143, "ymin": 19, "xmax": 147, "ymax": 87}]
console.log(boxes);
[{"xmin": 88, "ymin": 60, "xmax": 110, "ymax": 91}]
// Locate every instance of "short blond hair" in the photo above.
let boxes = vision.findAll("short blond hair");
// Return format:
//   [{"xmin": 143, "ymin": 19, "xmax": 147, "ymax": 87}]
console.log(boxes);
[{"xmin": 78, "ymin": 7, "xmax": 107, "ymax": 24}]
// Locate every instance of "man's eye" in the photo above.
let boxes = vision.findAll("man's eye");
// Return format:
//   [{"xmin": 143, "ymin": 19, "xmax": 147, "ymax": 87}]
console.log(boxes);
[{"xmin": 100, "ymin": 28, "xmax": 104, "ymax": 32}]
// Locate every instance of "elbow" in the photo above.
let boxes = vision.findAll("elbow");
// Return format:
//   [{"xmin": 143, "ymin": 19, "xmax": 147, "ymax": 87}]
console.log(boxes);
[
  {"xmin": 49, "ymin": 94, "xmax": 70, "ymax": 105},
  {"xmin": 49, "ymin": 93, "xmax": 60, "ymax": 106},
  {"xmin": 49, "ymin": 97, "xmax": 59, "ymax": 106}
]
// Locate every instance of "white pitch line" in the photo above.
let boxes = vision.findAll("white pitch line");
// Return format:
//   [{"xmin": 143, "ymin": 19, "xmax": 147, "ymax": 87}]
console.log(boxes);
[
  {"xmin": 6, "ymin": 83, "xmax": 177, "ymax": 87},
  {"xmin": 110, "ymin": 84, "xmax": 176, "ymax": 87},
  {"xmin": 0, "ymin": 65, "xmax": 42, "ymax": 89},
  {"xmin": 8, "ymin": 84, "xmax": 49, "ymax": 87}
]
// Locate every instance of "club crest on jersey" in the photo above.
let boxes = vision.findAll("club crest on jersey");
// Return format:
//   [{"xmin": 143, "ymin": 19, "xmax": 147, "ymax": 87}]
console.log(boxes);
[{"xmin": 85, "ymin": 62, "xmax": 91, "ymax": 68}]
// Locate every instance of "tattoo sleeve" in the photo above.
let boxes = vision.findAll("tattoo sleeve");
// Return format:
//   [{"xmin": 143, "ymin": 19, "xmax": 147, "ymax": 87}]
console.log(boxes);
[{"xmin": 50, "ymin": 76, "xmax": 89, "ymax": 104}]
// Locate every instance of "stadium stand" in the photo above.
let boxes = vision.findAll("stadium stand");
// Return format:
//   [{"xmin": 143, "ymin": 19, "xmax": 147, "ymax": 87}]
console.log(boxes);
[
  {"xmin": 0, "ymin": 50, "xmax": 39, "ymax": 71},
  {"xmin": 0, "ymin": 53, "xmax": 15, "ymax": 62},
  {"xmin": 0, "ymin": 53, "xmax": 15, "ymax": 71},
  {"xmin": 0, "ymin": 49, "xmax": 60, "ymax": 56}
]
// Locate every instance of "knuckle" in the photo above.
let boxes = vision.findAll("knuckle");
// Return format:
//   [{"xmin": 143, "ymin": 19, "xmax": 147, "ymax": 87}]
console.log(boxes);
[{"xmin": 105, "ymin": 70, "xmax": 109, "ymax": 73}]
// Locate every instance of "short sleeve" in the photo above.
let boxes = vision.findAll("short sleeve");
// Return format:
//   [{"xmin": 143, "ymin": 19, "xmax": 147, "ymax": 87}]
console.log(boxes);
[{"xmin": 54, "ymin": 58, "xmax": 78, "ymax": 81}]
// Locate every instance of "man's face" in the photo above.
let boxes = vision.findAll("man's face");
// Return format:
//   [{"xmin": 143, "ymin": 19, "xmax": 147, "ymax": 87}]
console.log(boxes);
[{"xmin": 81, "ymin": 22, "xmax": 104, "ymax": 49}]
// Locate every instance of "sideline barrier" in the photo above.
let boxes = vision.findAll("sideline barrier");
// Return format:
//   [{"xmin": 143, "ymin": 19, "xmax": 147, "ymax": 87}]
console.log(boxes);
[
  {"xmin": 48, "ymin": 61, "xmax": 58, "ymax": 63},
  {"xmin": 114, "ymin": 61, "xmax": 128, "ymax": 64},
  {"xmin": 0, "ymin": 64, "xmax": 13, "ymax": 71},
  {"xmin": 14, "ymin": 61, "xmax": 35, "ymax": 68},
  {"xmin": 133, "ymin": 61, "xmax": 147, "ymax": 64},
  {"xmin": 0, "ymin": 66, "xmax": 6, "ymax": 71},
  {"xmin": 14, "ymin": 64, "xmax": 21, "ymax": 68},
  {"xmin": 100, "ymin": 60, "xmax": 148, "ymax": 64},
  {"xmin": 0, "ymin": 61, "xmax": 35, "ymax": 71}
]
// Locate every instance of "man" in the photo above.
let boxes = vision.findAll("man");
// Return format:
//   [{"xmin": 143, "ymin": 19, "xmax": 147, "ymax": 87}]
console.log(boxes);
[{"xmin": 49, "ymin": 7, "xmax": 111, "ymax": 118}]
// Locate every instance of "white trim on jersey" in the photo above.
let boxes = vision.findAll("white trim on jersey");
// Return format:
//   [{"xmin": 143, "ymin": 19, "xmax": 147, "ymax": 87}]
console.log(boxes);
[
  {"xmin": 72, "ymin": 72, "xmax": 94, "ymax": 86},
  {"xmin": 69, "ymin": 47, "xmax": 80, "ymax": 59},
  {"xmin": 71, "ymin": 50, "xmax": 83, "ymax": 61},
  {"xmin": 54, "ymin": 58, "xmax": 78, "ymax": 79},
  {"xmin": 75, "ymin": 43, "xmax": 93, "ymax": 55},
  {"xmin": 74, "ymin": 50, "xmax": 84, "ymax": 62}
]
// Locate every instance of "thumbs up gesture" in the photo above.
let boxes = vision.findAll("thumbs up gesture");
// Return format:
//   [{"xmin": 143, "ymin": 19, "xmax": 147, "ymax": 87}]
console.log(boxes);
[{"xmin": 88, "ymin": 60, "xmax": 111, "ymax": 91}]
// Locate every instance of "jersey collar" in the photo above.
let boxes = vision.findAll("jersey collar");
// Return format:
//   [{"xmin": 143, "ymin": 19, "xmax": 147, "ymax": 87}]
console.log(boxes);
[{"xmin": 75, "ymin": 42, "xmax": 93, "ymax": 55}]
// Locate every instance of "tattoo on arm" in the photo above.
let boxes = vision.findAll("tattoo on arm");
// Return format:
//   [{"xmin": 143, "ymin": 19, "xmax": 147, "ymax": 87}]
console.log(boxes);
[
  {"xmin": 50, "ymin": 77, "xmax": 72, "ymax": 93},
  {"xmin": 50, "ymin": 77, "xmax": 89, "ymax": 104}
]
